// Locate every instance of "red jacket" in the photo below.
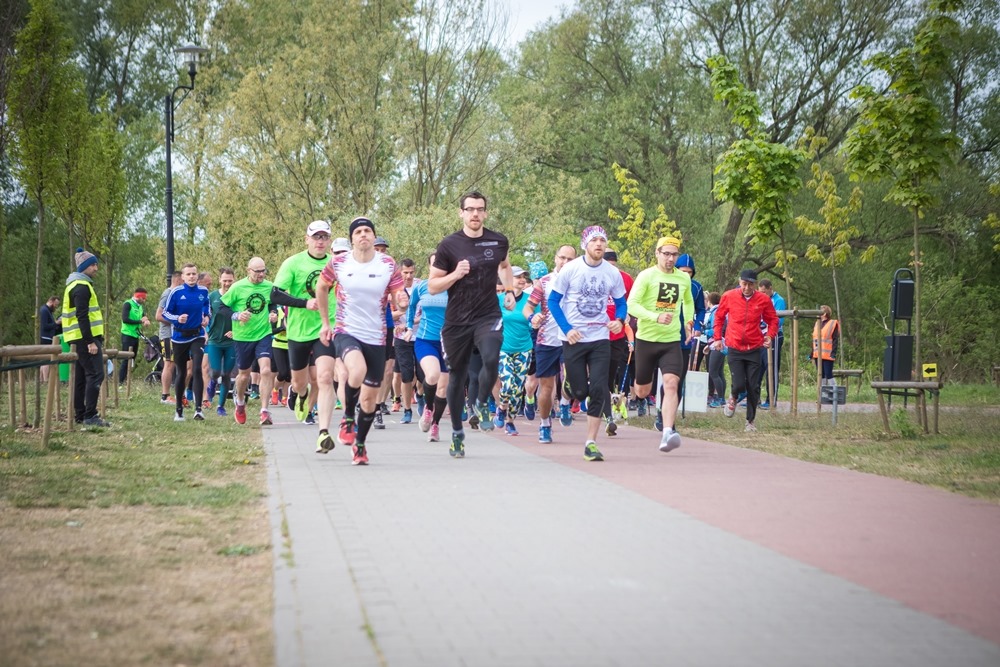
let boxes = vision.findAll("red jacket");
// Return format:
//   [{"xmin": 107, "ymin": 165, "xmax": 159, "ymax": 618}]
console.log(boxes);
[{"xmin": 713, "ymin": 288, "xmax": 779, "ymax": 352}]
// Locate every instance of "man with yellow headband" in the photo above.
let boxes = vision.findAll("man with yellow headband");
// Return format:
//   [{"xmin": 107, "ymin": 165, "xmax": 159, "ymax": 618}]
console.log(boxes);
[{"xmin": 626, "ymin": 235, "xmax": 695, "ymax": 453}]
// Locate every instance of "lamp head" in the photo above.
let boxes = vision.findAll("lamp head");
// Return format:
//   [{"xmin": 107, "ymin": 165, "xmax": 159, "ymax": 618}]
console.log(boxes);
[{"xmin": 175, "ymin": 43, "xmax": 209, "ymax": 83}]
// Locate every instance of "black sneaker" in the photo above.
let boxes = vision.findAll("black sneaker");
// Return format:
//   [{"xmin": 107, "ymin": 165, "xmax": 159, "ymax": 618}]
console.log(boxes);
[
  {"xmin": 374, "ymin": 411, "xmax": 385, "ymax": 429},
  {"xmin": 379, "ymin": 402, "xmax": 390, "ymax": 415}
]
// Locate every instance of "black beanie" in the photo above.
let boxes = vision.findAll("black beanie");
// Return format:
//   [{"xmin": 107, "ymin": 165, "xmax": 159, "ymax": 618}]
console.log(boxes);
[{"xmin": 348, "ymin": 216, "xmax": 375, "ymax": 238}]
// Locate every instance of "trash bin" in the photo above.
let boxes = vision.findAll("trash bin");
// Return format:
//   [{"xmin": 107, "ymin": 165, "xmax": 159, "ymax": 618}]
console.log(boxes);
[{"xmin": 821, "ymin": 385, "xmax": 846, "ymax": 405}]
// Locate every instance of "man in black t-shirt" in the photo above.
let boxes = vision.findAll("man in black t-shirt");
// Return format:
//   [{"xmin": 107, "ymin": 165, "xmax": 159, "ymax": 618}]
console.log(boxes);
[{"xmin": 428, "ymin": 191, "xmax": 515, "ymax": 458}]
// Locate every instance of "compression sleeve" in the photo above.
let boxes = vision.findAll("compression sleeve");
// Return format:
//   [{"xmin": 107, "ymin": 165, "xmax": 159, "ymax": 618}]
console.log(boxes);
[
  {"xmin": 547, "ymin": 290, "xmax": 573, "ymax": 335},
  {"xmin": 270, "ymin": 286, "xmax": 308, "ymax": 309},
  {"xmin": 612, "ymin": 295, "xmax": 627, "ymax": 323}
]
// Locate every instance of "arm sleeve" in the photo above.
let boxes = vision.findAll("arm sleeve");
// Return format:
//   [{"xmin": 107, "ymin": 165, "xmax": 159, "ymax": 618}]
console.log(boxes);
[
  {"xmin": 627, "ymin": 273, "xmax": 658, "ymax": 322},
  {"xmin": 121, "ymin": 302, "xmax": 142, "ymax": 325},
  {"xmin": 270, "ymin": 286, "xmax": 308, "ymax": 309},
  {"xmin": 612, "ymin": 295, "xmax": 627, "ymax": 322},
  {"xmin": 547, "ymin": 290, "xmax": 573, "ymax": 335}
]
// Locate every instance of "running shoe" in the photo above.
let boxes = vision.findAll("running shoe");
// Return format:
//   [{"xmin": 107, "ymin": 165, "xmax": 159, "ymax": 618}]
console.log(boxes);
[
  {"xmin": 659, "ymin": 427, "xmax": 681, "ymax": 453},
  {"xmin": 468, "ymin": 409, "xmax": 480, "ymax": 430},
  {"xmin": 202, "ymin": 400, "xmax": 212, "ymax": 409},
  {"xmin": 523, "ymin": 399, "xmax": 536, "ymax": 421},
  {"xmin": 428, "ymin": 424, "xmax": 440, "ymax": 442},
  {"xmin": 461, "ymin": 405, "xmax": 468, "ymax": 421},
  {"xmin": 416, "ymin": 394, "xmax": 426, "ymax": 415},
  {"xmin": 174, "ymin": 413, "xmax": 185, "ymax": 422},
  {"xmin": 745, "ymin": 420, "xmax": 757, "ymax": 433},
  {"xmin": 450, "ymin": 431, "xmax": 465, "ymax": 458},
  {"xmin": 235, "ymin": 403, "xmax": 247, "ymax": 425},
  {"xmin": 392, "ymin": 398, "xmax": 401, "ymax": 412},
  {"xmin": 571, "ymin": 400, "xmax": 580, "ymax": 414},
  {"xmin": 559, "ymin": 404, "xmax": 573, "ymax": 427},
  {"xmin": 248, "ymin": 388, "xmax": 259, "ymax": 400},
  {"xmin": 380, "ymin": 402, "xmax": 390, "ymax": 415},
  {"xmin": 160, "ymin": 395, "xmax": 175, "ymax": 405},
  {"xmin": 207, "ymin": 379, "xmax": 217, "ymax": 399},
  {"xmin": 419, "ymin": 407, "xmax": 433, "ymax": 432},
  {"xmin": 315, "ymin": 431, "xmax": 335, "ymax": 454},
  {"xmin": 287, "ymin": 389, "xmax": 298, "ymax": 413},
  {"xmin": 217, "ymin": 406, "xmax": 227, "ymax": 417},
  {"xmin": 305, "ymin": 410, "xmax": 316, "ymax": 425},
  {"xmin": 83, "ymin": 416, "xmax": 111, "ymax": 428},
  {"xmin": 186, "ymin": 388, "xmax": 194, "ymax": 402},
  {"xmin": 477, "ymin": 401, "xmax": 494, "ymax": 431},
  {"xmin": 654, "ymin": 412, "xmax": 663, "ymax": 432},
  {"xmin": 583, "ymin": 441, "xmax": 604, "ymax": 462},
  {"xmin": 636, "ymin": 399, "xmax": 647, "ymax": 416},
  {"xmin": 723, "ymin": 397, "xmax": 736, "ymax": 418},
  {"xmin": 605, "ymin": 418, "xmax": 617, "ymax": 437},
  {"xmin": 337, "ymin": 418, "xmax": 356, "ymax": 447},
  {"xmin": 759, "ymin": 400, "xmax": 770, "ymax": 409},
  {"xmin": 194, "ymin": 410, "xmax": 205, "ymax": 421},
  {"xmin": 401, "ymin": 408, "xmax": 413, "ymax": 424},
  {"xmin": 352, "ymin": 443, "xmax": 369, "ymax": 465},
  {"xmin": 271, "ymin": 389, "xmax": 280, "ymax": 405},
  {"xmin": 260, "ymin": 410, "xmax": 273, "ymax": 426},
  {"xmin": 374, "ymin": 411, "xmax": 385, "ymax": 429},
  {"xmin": 504, "ymin": 422, "xmax": 518, "ymax": 436},
  {"xmin": 538, "ymin": 425, "xmax": 553, "ymax": 444},
  {"xmin": 493, "ymin": 407, "xmax": 506, "ymax": 429},
  {"xmin": 487, "ymin": 396, "xmax": 496, "ymax": 414},
  {"xmin": 294, "ymin": 392, "xmax": 310, "ymax": 421}
]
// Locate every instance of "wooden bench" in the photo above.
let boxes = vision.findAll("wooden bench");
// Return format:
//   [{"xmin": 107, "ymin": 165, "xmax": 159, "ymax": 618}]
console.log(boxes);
[{"xmin": 870, "ymin": 381, "xmax": 943, "ymax": 435}]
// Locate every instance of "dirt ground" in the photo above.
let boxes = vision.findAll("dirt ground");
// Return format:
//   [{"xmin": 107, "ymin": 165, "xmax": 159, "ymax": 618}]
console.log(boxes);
[{"xmin": 0, "ymin": 502, "xmax": 273, "ymax": 667}]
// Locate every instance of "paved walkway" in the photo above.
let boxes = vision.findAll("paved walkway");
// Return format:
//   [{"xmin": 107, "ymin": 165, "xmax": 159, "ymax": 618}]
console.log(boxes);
[{"xmin": 263, "ymin": 406, "xmax": 1000, "ymax": 667}]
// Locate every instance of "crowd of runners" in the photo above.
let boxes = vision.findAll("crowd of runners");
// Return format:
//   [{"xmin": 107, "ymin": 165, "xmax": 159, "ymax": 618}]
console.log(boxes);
[{"xmin": 120, "ymin": 191, "xmax": 782, "ymax": 466}]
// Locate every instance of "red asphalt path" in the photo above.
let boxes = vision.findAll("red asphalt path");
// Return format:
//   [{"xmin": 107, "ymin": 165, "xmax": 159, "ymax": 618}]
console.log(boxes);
[{"xmin": 503, "ymin": 419, "xmax": 1000, "ymax": 646}]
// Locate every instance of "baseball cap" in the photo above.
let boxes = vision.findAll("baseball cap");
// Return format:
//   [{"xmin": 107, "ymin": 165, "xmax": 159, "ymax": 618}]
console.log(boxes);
[
  {"xmin": 511, "ymin": 266, "xmax": 526, "ymax": 277},
  {"xmin": 331, "ymin": 238, "xmax": 351, "ymax": 253},
  {"xmin": 306, "ymin": 220, "xmax": 331, "ymax": 237},
  {"xmin": 604, "ymin": 250, "xmax": 618, "ymax": 262},
  {"xmin": 739, "ymin": 269, "xmax": 758, "ymax": 283},
  {"xmin": 374, "ymin": 236, "xmax": 389, "ymax": 248}
]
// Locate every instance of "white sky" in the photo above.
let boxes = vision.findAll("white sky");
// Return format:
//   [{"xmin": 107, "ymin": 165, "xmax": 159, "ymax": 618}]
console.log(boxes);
[{"xmin": 504, "ymin": 0, "xmax": 570, "ymax": 45}]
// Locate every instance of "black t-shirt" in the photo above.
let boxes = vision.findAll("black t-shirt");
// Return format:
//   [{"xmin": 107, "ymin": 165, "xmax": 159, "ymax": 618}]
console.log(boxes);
[{"xmin": 433, "ymin": 227, "xmax": 509, "ymax": 327}]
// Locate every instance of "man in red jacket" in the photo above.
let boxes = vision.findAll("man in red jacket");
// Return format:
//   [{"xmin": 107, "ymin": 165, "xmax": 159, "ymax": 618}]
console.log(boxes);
[{"xmin": 710, "ymin": 269, "xmax": 778, "ymax": 431}]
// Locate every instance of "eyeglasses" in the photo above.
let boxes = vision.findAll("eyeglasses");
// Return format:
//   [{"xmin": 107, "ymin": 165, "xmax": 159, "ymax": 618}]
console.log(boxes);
[
  {"xmin": 555, "ymin": 255, "xmax": 572, "ymax": 261},
  {"xmin": 462, "ymin": 207, "xmax": 486, "ymax": 214},
  {"xmin": 657, "ymin": 250, "xmax": 679, "ymax": 258},
  {"xmin": 250, "ymin": 268, "xmax": 267, "ymax": 274},
  {"xmin": 311, "ymin": 234, "xmax": 330, "ymax": 241}
]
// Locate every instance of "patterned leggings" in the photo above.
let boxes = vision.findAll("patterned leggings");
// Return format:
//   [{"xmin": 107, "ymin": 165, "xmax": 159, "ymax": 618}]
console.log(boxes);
[{"xmin": 498, "ymin": 351, "xmax": 531, "ymax": 416}]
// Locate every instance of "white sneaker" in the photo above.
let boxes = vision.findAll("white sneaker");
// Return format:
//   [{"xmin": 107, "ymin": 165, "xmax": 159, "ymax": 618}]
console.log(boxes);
[
  {"xmin": 659, "ymin": 427, "xmax": 681, "ymax": 453},
  {"xmin": 723, "ymin": 397, "xmax": 736, "ymax": 418},
  {"xmin": 745, "ymin": 420, "xmax": 757, "ymax": 432},
  {"xmin": 174, "ymin": 413, "xmax": 185, "ymax": 422}
]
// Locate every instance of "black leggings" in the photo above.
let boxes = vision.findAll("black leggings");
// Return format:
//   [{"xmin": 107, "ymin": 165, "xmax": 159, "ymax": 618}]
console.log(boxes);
[
  {"xmin": 707, "ymin": 348, "xmax": 727, "ymax": 399},
  {"xmin": 727, "ymin": 348, "xmax": 762, "ymax": 423},
  {"xmin": 173, "ymin": 338, "xmax": 205, "ymax": 411},
  {"xmin": 442, "ymin": 320, "xmax": 503, "ymax": 432},
  {"xmin": 562, "ymin": 340, "xmax": 611, "ymax": 419}
]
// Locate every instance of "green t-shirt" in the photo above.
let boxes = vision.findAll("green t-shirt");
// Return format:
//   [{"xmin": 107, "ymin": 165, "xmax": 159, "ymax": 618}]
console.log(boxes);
[
  {"xmin": 207, "ymin": 289, "xmax": 233, "ymax": 347},
  {"xmin": 627, "ymin": 266, "xmax": 694, "ymax": 343},
  {"xmin": 221, "ymin": 278, "xmax": 274, "ymax": 342},
  {"xmin": 273, "ymin": 250, "xmax": 336, "ymax": 342}
]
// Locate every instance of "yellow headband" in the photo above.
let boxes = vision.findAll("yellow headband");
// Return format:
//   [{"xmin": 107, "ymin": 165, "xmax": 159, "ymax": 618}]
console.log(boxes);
[{"xmin": 656, "ymin": 236, "xmax": 682, "ymax": 250}]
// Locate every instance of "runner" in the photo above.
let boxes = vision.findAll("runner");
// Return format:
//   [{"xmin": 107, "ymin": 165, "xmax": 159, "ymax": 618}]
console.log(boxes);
[
  {"xmin": 155, "ymin": 271, "xmax": 182, "ymax": 404},
  {"xmin": 626, "ymin": 236, "xmax": 696, "ymax": 452},
  {"xmin": 206, "ymin": 268, "xmax": 236, "ymax": 416},
  {"xmin": 522, "ymin": 245, "xmax": 576, "ymax": 443},
  {"xmin": 428, "ymin": 191, "xmax": 515, "ymax": 458},
  {"xmin": 315, "ymin": 216, "xmax": 405, "ymax": 465},
  {"xmin": 271, "ymin": 220, "xmax": 339, "ymax": 442},
  {"xmin": 548, "ymin": 226, "xmax": 627, "ymax": 461},
  {"xmin": 494, "ymin": 266, "xmax": 533, "ymax": 436},
  {"xmin": 406, "ymin": 253, "xmax": 450, "ymax": 443},
  {"xmin": 392, "ymin": 258, "xmax": 423, "ymax": 424},
  {"xmin": 221, "ymin": 257, "xmax": 277, "ymax": 426},
  {"xmin": 161, "ymin": 263, "xmax": 211, "ymax": 421}
]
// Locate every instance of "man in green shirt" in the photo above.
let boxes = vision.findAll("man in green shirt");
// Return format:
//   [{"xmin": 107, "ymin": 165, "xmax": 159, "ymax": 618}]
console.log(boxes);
[
  {"xmin": 626, "ymin": 235, "xmax": 695, "ymax": 453},
  {"xmin": 221, "ymin": 257, "xmax": 276, "ymax": 426},
  {"xmin": 271, "ymin": 221, "xmax": 341, "ymax": 444},
  {"xmin": 118, "ymin": 287, "xmax": 150, "ymax": 384}
]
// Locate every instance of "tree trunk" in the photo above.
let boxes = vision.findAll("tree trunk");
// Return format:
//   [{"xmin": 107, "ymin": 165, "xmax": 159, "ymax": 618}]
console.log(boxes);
[{"xmin": 33, "ymin": 196, "xmax": 44, "ymax": 428}]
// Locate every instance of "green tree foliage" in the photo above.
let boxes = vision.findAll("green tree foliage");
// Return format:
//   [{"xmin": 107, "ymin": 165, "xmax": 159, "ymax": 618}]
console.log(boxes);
[
  {"xmin": 843, "ymin": 0, "xmax": 963, "ymax": 377},
  {"xmin": 607, "ymin": 163, "xmax": 679, "ymax": 274}
]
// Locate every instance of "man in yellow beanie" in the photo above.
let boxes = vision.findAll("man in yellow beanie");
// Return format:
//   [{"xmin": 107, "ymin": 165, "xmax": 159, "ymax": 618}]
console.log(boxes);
[{"xmin": 63, "ymin": 248, "xmax": 109, "ymax": 427}]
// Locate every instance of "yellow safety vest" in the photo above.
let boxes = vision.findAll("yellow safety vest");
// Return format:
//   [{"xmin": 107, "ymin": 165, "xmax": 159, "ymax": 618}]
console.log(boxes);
[{"xmin": 62, "ymin": 279, "xmax": 104, "ymax": 342}]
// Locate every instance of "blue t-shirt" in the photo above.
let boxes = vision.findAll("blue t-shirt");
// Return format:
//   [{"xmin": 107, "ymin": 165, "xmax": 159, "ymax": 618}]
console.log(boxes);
[
  {"xmin": 499, "ymin": 292, "xmax": 533, "ymax": 354},
  {"xmin": 163, "ymin": 283, "xmax": 210, "ymax": 343},
  {"xmin": 407, "ymin": 282, "xmax": 448, "ymax": 342}
]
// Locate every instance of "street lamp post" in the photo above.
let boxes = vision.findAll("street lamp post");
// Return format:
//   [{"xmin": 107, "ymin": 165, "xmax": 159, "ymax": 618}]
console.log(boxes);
[{"xmin": 164, "ymin": 43, "xmax": 209, "ymax": 287}]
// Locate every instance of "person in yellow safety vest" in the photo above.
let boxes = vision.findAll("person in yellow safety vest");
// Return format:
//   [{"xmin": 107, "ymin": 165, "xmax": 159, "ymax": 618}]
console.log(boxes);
[
  {"xmin": 63, "ymin": 248, "xmax": 109, "ymax": 427},
  {"xmin": 810, "ymin": 304, "xmax": 840, "ymax": 386}
]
